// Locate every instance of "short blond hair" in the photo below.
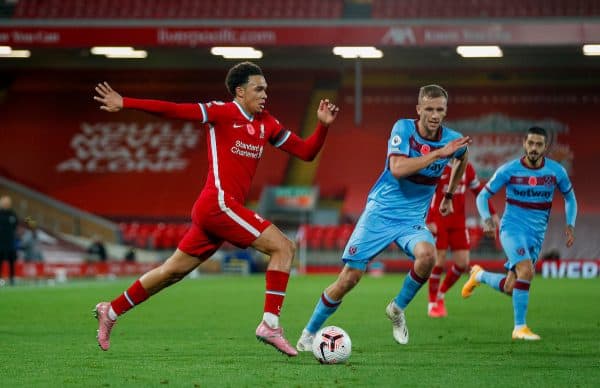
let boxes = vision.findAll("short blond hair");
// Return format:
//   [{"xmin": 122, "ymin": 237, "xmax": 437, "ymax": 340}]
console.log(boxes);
[{"xmin": 418, "ymin": 84, "xmax": 448, "ymax": 103}]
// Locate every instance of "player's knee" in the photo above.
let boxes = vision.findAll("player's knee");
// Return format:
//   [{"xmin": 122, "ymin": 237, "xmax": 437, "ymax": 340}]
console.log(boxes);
[
  {"xmin": 516, "ymin": 262, "xmax": 535, "ymax": 281},
  {"xmin": 278, "ymin": 236, "xmax": 296, "ymax": 261},
  {"xmin": 415, "ymin": 249, "xmax": 436, "ymax": 270}
]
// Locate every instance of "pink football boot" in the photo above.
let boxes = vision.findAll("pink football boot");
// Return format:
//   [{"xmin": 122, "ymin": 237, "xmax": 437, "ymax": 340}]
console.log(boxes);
[
  {"xmin": 255, "ymin": 321, "xmax": 298, "ymax": 357},
  {"xmin": 94, "ymin": 302, "xmax": 116, "ymax": 351}
]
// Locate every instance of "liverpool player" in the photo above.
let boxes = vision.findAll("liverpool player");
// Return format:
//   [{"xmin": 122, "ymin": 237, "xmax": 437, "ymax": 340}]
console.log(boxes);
[
  {"xmin": 92, "ymin": 62, "xmax": 339, "ymax": 356},
  {"xmin": 425, "ymin": 162, "xmax": 497, "ymax": 318}
]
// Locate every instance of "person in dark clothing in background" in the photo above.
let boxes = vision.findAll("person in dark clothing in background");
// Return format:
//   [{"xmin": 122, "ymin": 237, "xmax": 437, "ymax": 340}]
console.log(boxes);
[
  {"xmin": 87, "ymin": 235, "xmax": 108, "ymax": 262},
  {"xmin": 0, "ymin": 195, "xmax": 18, "ymax": 286}
]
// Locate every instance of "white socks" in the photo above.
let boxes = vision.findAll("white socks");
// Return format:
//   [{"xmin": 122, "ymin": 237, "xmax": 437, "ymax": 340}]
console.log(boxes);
[
  {"xmin": 108, "ymin": 306, "xmax": 118, "ymax": 321},
  {"xmin": 263, "ymin": 312, "xmax": 279, "ymax": 329},
  {"xmin": 475, "ymin": 270, "xmax": 484, "ymax": 282}
]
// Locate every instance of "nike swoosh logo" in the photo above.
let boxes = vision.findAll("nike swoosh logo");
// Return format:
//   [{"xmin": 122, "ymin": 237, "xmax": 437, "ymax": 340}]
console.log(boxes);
[{"xmin": 233, "ymin": 124, "xmax": 244, "ymax": 128}]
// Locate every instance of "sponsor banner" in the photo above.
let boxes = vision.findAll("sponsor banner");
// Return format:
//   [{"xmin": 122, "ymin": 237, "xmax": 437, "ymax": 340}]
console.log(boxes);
[
  {"xmin": 540, "ymin": 259, "xmax": 600, "ymax": 279},
  {"xmin": 1, "ymin": 22, "xmax": 599, "ymax": 47},
  {"xmin": 3, "ymin": 261, "xmax": 160, "ymax": 278},
  {"xmin": 306, "ymin": 259, "xmax": 600, "ymax": 277}
]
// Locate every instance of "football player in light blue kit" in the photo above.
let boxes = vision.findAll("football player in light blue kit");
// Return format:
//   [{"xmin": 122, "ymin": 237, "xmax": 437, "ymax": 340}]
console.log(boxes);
[
  {"xmin": 462, "ymin": 126, "xmax": 577, "ymax": 340},
  {"xmin": 297, "ymin": 85, "xmax": 471, "ymax": 349}
]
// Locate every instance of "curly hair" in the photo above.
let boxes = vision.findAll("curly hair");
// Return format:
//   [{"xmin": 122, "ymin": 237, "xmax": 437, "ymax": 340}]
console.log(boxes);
[{"xmin": 225, "ymin": 61, "xmax": 264, "ymax": 96}]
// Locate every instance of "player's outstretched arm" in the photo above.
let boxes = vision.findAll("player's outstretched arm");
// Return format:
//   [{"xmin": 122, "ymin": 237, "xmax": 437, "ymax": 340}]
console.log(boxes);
[
  {"xmin": 279, "ymin": 99, "xmax": 339, "ymax": 161},
  {"xmin": 93, "ymin": 82, "xmax": 203, "ymax": 120},
  {"xmin": 389, "ymin": 136, "xmax": 470, "ymax": 179},
  {"xmin": 437, "ymin": 136, "xmax": 471, "ymax": 159}
]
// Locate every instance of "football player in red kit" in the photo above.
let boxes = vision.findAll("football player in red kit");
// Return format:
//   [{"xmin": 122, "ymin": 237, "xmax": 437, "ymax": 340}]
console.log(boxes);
[
  {"xmin": 426, "ymin": 161, "xmax": 496, "ymax": 317},
  {"xmin": 92, "ymin": 62, "xmax": 339, "ymax": 356}
]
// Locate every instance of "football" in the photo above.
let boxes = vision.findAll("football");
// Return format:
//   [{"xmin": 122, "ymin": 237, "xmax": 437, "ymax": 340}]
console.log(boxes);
[{"xmin": 312, "ymin": 326, "xmax": 352, "ymax": 364}]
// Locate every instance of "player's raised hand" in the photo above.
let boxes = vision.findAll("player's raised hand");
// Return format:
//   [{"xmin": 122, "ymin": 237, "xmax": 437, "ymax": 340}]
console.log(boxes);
[
  {"xmin": 437, "ymin": 136, "xmax": 472, "ymax": 158},
  {"xmin": 317, "ymin": 99, "xmax": 339, "ymax": 126},
  {"xmin": 565, "ymin": 225, "xmax": 575, "ymax": 248},
  {"xmin": 94, "ymin": 82, "xmax": 123, "ymax": 112}
]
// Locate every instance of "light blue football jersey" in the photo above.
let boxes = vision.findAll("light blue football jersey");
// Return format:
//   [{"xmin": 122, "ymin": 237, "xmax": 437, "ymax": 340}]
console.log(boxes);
[
  {"xmin": 483, "ymin": 157, "xmax": 573, "ymax": 236},
  {"xmin": 366, "ymin": 119, "xmax": 466, "ymax": 222}
]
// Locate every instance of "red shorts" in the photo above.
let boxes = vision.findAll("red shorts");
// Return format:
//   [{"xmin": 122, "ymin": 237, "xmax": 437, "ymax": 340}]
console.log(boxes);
[
  {"xmin": 178, "ymin": 190, "xmax": 271, "ymax": 259},
  {"xmin": 432, "ymin": 221, "xmax": 470, "ymax": 251}
]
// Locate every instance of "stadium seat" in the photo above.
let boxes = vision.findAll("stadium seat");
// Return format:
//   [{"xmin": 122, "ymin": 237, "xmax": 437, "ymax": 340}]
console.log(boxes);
[{"xmin": 12, "ymin": 0, "xmax": 344, "ymax": 19}]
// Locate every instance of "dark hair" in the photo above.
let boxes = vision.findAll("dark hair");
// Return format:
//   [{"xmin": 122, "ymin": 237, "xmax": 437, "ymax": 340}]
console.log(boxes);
[
  {"xmin": 225, "ymin": 61, "xmax": 264, "ymax": 96},
  {"xmin": 418, "ymin": 84, "xmax": 448, "ymax": 103},
  {"xmin": 527, "ymin": 126, "xmax": 548, "ymax": 140}
]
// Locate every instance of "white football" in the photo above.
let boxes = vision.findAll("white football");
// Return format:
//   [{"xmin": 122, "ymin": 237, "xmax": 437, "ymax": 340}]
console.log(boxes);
[{"xmin": 312, "ymin": 326, "xmax": 352, "ymax": 364}]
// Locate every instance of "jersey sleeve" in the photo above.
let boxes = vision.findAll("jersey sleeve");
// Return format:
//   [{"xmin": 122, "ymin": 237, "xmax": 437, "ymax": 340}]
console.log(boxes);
[
  {"xmin": 199, "ymin": 101, "xmax": 231, "ymax": 124},
  {"xmin": 555, "ymin": 163, "xmax": 574, "ymax": 195},
  {"xmin": 484, "ymin": 163, "xmax": 510, "ymax": 195},
  {"xmin": 387, "ymin": 120, "xmax": 411, "ymax": 157},
  {"xmin": 554, "ymin": 162, "xmax": 577, "ymax": 227},
  {"xmin": 266, "ymin": 115, "xmax": 291, "ymax": 148}
]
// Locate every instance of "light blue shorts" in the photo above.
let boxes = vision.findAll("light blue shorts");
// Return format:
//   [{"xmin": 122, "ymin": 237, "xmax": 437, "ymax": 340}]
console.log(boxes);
[
  {"xmin": 342, "ymin": 209, "xmax": 435, "ymax": 271},
  {"xmin": 499, "ymin": 229, "xmax": 544, "ymax": 271}
]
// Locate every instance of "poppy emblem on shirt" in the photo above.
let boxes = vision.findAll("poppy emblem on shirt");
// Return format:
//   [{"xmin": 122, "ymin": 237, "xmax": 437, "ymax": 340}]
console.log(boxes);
[
  {"xmin": 421, "ymin": 144, "xmax": 431, "ymax": 154},
  {"xmin": 246, "ymin": 124, "xmax": 255, "ymax": 136},
  {"xmin": 528, "ymin": 176, "xmax": 537, "ymax": 186}
]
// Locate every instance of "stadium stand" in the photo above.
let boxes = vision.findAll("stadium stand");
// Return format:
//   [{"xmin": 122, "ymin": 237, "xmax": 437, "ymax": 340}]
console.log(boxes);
[
  {"xmin": 371, "ymin": 0, "xmax": 600, "ymax": 18},
  {"xmin": 12, "ymin": 0, "xmax": 344, "ymax": 19},
  {"xmin": 0, "ymin": 69, "xmax": 315, "ymax": 218}
]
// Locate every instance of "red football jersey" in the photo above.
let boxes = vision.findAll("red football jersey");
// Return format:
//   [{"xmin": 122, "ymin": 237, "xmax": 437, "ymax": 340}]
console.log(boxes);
[
  {"xmin": 427, "ymin": 162, "xmax": 491, "ymax": 228},
  {"xmin": 199, "ymin": 100, "xmax": 290, "ymax": 203}
]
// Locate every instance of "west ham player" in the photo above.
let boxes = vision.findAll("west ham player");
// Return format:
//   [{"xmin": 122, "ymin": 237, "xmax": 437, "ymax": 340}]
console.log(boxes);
[
  {"xmin": 92, "ymin": 62, "xmax": 339, "ymax": 356},
  {"xmin": 462, "ymin": 126, "xmax": 577, "ymax": 340},
  {"xmin": 425, "ymin": 162, "xmax": 497, "ymax": 318},
  {"xmin": 296, "ymin": 85, "xmax": 471, "ymax": 349}
]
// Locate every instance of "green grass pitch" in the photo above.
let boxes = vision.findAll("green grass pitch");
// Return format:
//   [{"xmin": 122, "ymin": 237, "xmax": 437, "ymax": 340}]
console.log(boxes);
[{"xmin": 1, "ymin": 274, "xmax": 599, "ymax": 387}]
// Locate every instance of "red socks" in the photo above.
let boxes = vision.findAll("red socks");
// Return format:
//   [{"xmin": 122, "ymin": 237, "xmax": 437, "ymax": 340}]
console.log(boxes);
[
  {"xmin": 428, "ymin": 265, "xmax": 444, "ymax": 303},
  {"xmin": 439, "ymin": 264, "xmax": 466, "ymax": 294},
  {"xmin": 110, "ymin": 279, "xmax": 150, "ymax": 316},
  {"xmin": 264, "ymin": 270, "xmax": 290, "ymax": 316}
]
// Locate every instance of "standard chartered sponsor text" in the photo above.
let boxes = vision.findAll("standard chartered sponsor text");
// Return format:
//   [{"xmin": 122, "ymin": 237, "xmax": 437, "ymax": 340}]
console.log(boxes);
[{"xmin": 231, "ymin": 140, "xmax": 263, "ymax": 159}]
